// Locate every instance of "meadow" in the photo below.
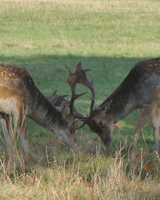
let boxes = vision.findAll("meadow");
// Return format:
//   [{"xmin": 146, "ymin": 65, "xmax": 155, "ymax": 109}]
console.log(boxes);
[{"xmin": 0, "ymin": 0, "xmax": 160, "ymax": 199}]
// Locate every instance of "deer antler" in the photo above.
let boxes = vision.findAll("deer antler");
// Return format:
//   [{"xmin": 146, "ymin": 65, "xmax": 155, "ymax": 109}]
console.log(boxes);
[
  {"xmin": 48, "ymin": 90, "xmax": 69, "ymax": 107},
  {"xmin": 48, "ymin": 90, "xmax": 85, "ymax": 119},
  {"xmin": 66, "ymin": 61, "xmax": 95, "ymax": 118}
]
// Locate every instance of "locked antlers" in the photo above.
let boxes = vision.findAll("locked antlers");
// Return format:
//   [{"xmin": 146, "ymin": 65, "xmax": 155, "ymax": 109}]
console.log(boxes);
[{"xmin": 66, "ymin": 61, "xmax": 95, "ymax": 119}]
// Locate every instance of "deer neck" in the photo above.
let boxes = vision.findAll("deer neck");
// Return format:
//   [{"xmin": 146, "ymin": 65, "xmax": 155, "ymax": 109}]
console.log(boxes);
[
  {"xmin": 28, "ymin": 87, "xmax": 65, "ymax": 131},
  {"xmin": 101, "ymin": 83, "xmax": 139, "ymax": 123}
]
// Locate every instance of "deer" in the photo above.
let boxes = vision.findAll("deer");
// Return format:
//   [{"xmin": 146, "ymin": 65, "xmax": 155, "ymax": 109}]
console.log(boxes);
[
  {"xmin": 69, "ymin": 58, "xmax": 160, "ymax": 156},
  {"xmin": 0, "ymin": 63, "xmax": 90, "ymax": 158}
]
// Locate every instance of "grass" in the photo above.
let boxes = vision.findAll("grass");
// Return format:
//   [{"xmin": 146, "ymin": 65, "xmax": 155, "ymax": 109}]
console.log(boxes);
[
  {"xmin": 0, "ymin": 0, "xmax": 160, "ymax": 199},
  {"xmin": 0, "ymin": 149, "xmax": 160, "ymax": 199}
]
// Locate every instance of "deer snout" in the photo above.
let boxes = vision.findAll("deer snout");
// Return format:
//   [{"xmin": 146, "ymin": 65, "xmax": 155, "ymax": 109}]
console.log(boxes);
[
  {"xmin": 66, "ymin": 134, "xmax": 77, "ymax": 149},
  {"xmin": 99, "ymin": 133, "xmax": 112, "ymax": 148},
  {"xmin": 103, "ymin": 137, "xmax": 112, "ymax": 147}
]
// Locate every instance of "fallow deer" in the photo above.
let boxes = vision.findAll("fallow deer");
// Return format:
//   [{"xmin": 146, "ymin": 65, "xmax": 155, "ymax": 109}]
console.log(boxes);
[
  {"xmin": 0, "ymin": 64, "xmax": 86, "ymax": 158},
  {"xmin": 70, "ymin": 58, "xmax": 160, "ymax": 154}
]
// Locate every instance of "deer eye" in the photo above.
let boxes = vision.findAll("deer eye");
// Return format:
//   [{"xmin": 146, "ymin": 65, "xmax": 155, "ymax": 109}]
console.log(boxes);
[{"xmin": 98, "ymin": 121, "xmax": 104, "ymax": 128}]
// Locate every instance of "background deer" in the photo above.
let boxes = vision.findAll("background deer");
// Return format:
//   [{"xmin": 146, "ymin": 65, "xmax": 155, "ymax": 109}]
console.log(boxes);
[
  {"xmin": 0, "ymin": 63, "xmax": 86, "ymax": 158},
  {"xmin": 73, "ymin": 58, "xmax": 160, "ymax": 154},
  {"xmin": 48, "ymin": 90, "xmax": 84, "ymax": 118}
]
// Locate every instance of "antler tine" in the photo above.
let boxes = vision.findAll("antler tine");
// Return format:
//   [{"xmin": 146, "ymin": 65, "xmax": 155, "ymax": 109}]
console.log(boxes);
[
  {"xmin": 52, "ymin": 90, "xmax": 68, "ymax": 99},
  {"xmin": 53, "ymin": 90, "xmax": 57, "ymax": 94},
  {"xmin": 90, "ymin": 97, "xmax": 95, "ymax": 115},
  {"xmin": 89, "ymin": 74, "xmax": 95, "ymax": 100},
  {"xmin": 67, "ymin": 64, "xmax": 72, "ymax": 74},
  {"xmin": 89, "ymin": 75, "xmax": 95, "ymax": 114}
]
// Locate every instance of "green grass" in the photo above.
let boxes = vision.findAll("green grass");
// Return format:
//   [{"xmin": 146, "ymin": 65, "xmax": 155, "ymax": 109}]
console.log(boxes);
[{"xmin": 0, "ymin": 0, "xmax": 160, "ymax": 199}]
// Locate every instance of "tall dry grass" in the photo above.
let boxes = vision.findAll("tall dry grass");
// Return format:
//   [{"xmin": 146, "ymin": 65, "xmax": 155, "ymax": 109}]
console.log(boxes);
[{"xmin": 0, "ymin": 146, "xmax": 160, "ymax": 199}]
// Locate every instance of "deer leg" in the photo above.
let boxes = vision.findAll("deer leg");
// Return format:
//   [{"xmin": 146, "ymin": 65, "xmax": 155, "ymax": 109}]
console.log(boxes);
[
  {"xmin": 151, "ymin": 107, "xmax": 160, "ymax": 152},
  {"xmin": 132, "ymin": 106, "xmax": 154, "ymax": 150},
  {"xmin": 0, "ymin": 114, "xmax": 13, "ymax": 152},
  {"xmin": 14, "ymin": 107, "xmax": 30, "ymax": 158},
  {"xmin": 19, "ymin": 122, "xmax": 30, "ymax": 158}
]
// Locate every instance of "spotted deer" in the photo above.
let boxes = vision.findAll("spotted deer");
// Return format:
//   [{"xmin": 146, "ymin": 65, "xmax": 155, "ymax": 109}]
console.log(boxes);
[
  {"xmin": 72, "ymin": 58, "xmax": 160, "ymax": 154},
  {"xmin": 0, "ymin": 63, "xmax": 88, "ymax": 157}
]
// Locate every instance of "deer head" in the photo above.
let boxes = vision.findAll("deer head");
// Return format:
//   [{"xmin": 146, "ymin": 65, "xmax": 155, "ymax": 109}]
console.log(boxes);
[{"xmin": 82, "ymin": 100, "xmax": 114, "ymax": 147}]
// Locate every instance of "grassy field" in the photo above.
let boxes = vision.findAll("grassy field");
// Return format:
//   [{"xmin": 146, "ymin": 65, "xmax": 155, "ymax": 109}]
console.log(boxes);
[{"xmin": 0, "ymin": 0, "xmax": 160, "ymax": 199}]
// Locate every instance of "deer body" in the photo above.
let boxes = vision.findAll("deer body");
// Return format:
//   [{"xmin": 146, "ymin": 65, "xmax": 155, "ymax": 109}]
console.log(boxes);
[
  {"xmin": 101, "ymin": 59, "xmax": 160, "ymax": 122},
  {"xmin": 83, "ymin": 58, "xmax": 160, "ymax": 152},
  {"xmin": 0, "ymin": 64, "xmax": 77, "ymax": 157}
]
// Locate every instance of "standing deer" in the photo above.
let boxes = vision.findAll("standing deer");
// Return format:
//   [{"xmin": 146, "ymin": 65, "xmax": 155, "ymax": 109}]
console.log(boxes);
[
  {"xmin": 70, "ymin": 58, "xmax": 160, "ymax": 154},
  {"xmin": 0, "ymin": 64, "xmax": 86, "ymax": 158}
]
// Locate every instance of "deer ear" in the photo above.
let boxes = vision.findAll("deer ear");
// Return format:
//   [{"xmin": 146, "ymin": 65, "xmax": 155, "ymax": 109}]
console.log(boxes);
[
  {"xmin": 100, "ymin": 100, "xmax": 112, "ymax": 113},
  {"xmin": 61, "ymin": 101, "xmax": 69, "ymax": 116}
]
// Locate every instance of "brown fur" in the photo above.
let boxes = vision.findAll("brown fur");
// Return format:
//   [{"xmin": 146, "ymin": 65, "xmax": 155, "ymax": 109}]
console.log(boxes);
[
  {"xmin": 0, "ymin": 64, "xmax": 77, "ymax": 157},
  {"xmin": 85, "ymin": 58, "xmax": 160, "ymax": 153}
]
